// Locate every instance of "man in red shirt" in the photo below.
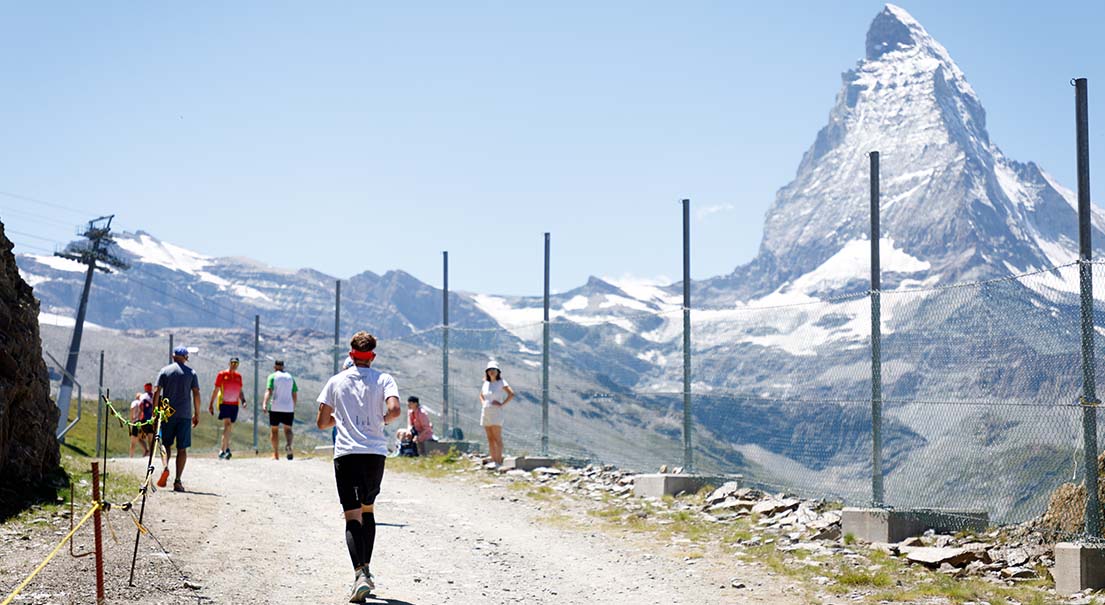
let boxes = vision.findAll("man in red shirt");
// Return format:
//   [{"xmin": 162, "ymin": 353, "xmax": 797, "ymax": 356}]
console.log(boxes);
[{"xmin": 209, "ymin": 357, "xmax": 246, "ymax": 459}]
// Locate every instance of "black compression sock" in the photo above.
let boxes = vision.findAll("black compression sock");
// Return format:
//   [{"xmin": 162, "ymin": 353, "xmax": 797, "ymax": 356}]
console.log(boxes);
[
  {"xmin": 344, "ymin": 520, "xmax": 366, "ymax": 571},
  {"xmin": 361, "ymin": 513, "xmax": 376, "ymax": 566}
]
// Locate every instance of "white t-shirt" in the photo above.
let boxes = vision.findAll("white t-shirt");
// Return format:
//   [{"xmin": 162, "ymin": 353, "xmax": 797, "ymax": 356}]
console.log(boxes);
[
  {"xmin": 481, "ymin": 379, "xmax": 510, "ymax": 408},
  {"xmin": 267, "ymin": 370, "xmax": 298, "ymax": 413},
  {"xmin": 317, "ymin": 366, "xmax": 399, "ymax": 458},
  {"xmin": 129, "ymin": 398, "xmax": 142, "ymax": 419}
]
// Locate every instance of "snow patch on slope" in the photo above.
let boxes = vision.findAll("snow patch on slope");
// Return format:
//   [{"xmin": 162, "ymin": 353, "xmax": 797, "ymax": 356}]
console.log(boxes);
[
  {"xmin": 28, "ymin": 254, "xmax": 85, "ymax": 273},
  {"xmin": 39, "ymin": 312, "xmax": 104, "ymax": 330},
  {"xmin": 115, "ymin": 234, "xmax": 211, "ymax": 274}
]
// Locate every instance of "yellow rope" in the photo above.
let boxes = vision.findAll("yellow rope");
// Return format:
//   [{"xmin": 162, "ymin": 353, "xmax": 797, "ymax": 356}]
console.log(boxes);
[{"xmin": 1, "ymin": 502, "xmax": 101, "ymax": 605}]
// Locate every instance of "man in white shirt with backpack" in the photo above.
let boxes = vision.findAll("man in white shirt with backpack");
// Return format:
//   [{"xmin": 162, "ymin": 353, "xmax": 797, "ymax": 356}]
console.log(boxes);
[{"xmin": 316, "ymin": 331, "xmax": 401, "ymax": 603}]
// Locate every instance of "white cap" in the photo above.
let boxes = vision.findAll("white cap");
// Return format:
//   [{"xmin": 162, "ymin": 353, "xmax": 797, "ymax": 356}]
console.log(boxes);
[{"xmin": 486, "ymin": 359, "xmax": 501, "ymax": 371}]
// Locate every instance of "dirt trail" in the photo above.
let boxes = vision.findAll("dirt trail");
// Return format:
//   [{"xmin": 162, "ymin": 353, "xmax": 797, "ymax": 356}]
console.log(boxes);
[{"xmin": 5, "ymin": 455, "xmax": 795, "ymax": 604}]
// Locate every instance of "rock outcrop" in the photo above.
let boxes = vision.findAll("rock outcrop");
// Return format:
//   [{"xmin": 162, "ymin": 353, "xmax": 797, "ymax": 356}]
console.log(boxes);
[
  {"xmin": 0, "ymin": 220, "xmax": 62, "ymax": 519},
  {"xmin": 1035, "ymin": 451, "xmax": 1105, "ymax": 539}
]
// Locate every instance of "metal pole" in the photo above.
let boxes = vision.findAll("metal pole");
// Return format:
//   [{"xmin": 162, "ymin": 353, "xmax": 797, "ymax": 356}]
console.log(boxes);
[
  {"xmin": 442, "ymin": 251, "xmax": 450, "ymax": 439},
  {"xmin": 91, "ymin": 461, "xmax": 106, "ymax": 605},
  {"xmin": 169, "ymin": 333, "xmax": 174, "ymax": 364},
  {"xmin": 334, "ymin": 280, "xmax": 341, "ymax": 375},
  {"xmin": 542, "ymin": 233, "xmax": 550, "ymax": 456},
  {"xmin": 101, "ymin": 388, "xmax": 109, "ymax": 495},
  {"xmin": 56, "ymin": 242, "xmax": 101, "ymax": 437},
  {"xmin": 253, "ymin": 315, "xmax": 260, "ymax": 453},
  {"xmin": 681, "ymin": 199, "xmax": 693, "ymax": 472},
  {"xmin": 870, "ymin": 151, "xmax": 885, "ymax": 507},
  {"xmin": 95, "ymin": 350, "xmax": 104, "ymax": 458},
  {"xmin": 1075, "ymin": 77, "xmax": 1101, "ymax": 538}
]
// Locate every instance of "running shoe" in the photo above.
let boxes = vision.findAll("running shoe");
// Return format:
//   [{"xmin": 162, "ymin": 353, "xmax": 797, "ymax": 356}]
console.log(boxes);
[
  {"xmin": 286, "ymin": 445, "xmax": 293, "ymax": 461},
  {"xmin": 156, "ymin": 468, "xmax": 169, "ymax": 488},
  {"xmin": 173, "ymin": 480, "xmax": 185, "ymax": 493},
  {"xmin": 225, "ymin": 449, "xmax": 232, "ymax": 459},
  {"xmin": 218, "ymin": 450, "xmax": 227, "ymax": 460},
  {"xmin": 348, "ymin": 568, "xmax": 373, "ymax": 603}
]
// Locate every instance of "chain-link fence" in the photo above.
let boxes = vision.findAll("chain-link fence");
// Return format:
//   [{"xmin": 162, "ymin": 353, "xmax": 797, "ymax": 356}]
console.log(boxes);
[
  {"xmin": 46, "ymin": 257, "xmax": 1105, "ymax": 539},
  {"xmin": 367, "ymin": 259, "xmax": 1105, "ymax": 540}
]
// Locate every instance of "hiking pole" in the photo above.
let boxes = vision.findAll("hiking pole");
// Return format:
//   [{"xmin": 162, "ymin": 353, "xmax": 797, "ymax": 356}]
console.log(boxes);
[{"xmin": 128, "ymin": 410, "xmax": 162, "ymax": 586}]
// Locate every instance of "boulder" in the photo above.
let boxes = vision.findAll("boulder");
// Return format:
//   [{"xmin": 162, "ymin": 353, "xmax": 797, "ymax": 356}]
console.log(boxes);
[
  {"xmin": 904, "ymin": 547, "xmax": 976, "ymax": 568},
  {"xmin": 0, "ymin": 221, "xmax": 63, "ymax": 519},
  {"xmin": 705, "ymin": 481, "xmax": 741, "ymax": 504},
  {"xmin": 752, "ymin": 498, "xmax": 800, "ymax": 516}
]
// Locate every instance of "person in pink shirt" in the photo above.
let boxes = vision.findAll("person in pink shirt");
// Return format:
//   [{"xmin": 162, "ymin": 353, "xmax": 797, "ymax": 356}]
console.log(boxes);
[{"xmin": 406, "ymin": 396, "xmax": 433, "ymax": 455}]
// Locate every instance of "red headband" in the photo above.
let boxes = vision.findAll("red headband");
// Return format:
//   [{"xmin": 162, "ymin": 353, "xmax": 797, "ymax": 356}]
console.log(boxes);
[{"xmin": 349, "ymin": 350, "xmax": 376, "ymax": 362}]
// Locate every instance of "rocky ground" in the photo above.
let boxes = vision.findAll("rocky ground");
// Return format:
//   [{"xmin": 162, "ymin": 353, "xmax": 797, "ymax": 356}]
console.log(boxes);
[{"xmin": 2, "ymin": 451, "xmax": 1102, "ymax": 605}]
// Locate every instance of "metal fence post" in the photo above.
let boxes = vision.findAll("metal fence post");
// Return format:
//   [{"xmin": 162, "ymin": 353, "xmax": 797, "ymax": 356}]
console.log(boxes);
[
  {"xmin": 1074, "ymin": 77, "xmax": 1101, "ymax": 538},
  {"xmin": 870, "ymin": 151, "xmax": 885, "ymax": 507},
  {"xmin": 334, "ymin": 280, "xmax": 341, "ymax": 375},
  {"xmin": 442, "ymin": 251, "xmax": 450, "ymax": 439},
  {"xmin": 95, "ymin": 350, "xmax": 104, "ymax": 458},
  {"xmin": 253, "ymin": 315, "xmax": 260, "ymax": 453},
  {"xmin": 682, "ymin": 199, "xmax": 694, "ymax": 472},
  {"xmin": 91, "ymin": 461, "xmax": 105, "ymax": 604},
  {"xmin": 542, "ymin": 232, "xmax": 550, "ymax": 456}
]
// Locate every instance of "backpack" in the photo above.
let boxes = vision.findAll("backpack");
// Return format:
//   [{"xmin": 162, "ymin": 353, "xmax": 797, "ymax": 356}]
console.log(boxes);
[{"xmin": 398, "ymin": 438, "xmax": 419, "ymax": 457}]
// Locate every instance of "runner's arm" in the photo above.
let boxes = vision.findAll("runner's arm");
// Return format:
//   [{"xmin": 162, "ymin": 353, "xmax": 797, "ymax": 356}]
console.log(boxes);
[
  {"xmin": 383, "ymin": 396, "xmax": 402, "ymax": 425},
  {"xmin": 316, "ymin": 402, "xmax": 335, "ymax": 430},
  {"xmin": 262, "ymin": 388, "xmax": 272, "ymax": 412},
  {"xmin": 501, "ymin": 385, "xmax": 515, "ymax": 406},
  {"xmin": 191, "ymin": 386, "xmax": 201, "ymax": 427}
]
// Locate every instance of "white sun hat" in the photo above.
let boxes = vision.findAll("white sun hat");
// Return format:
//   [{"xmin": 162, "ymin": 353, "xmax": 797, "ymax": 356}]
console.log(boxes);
[{"xmin": 486, "ymin": 359, "xmax": 501, "ymax": 371}]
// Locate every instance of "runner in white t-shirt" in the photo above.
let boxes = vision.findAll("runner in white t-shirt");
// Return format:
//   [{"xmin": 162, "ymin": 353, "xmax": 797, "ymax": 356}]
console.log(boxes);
[
  {"xmin": 316, "ymin": 331, "xmax": 401, "ymax": 603},
  {"xmin": 262, "ymin": 360, "xmax": 298, "ymax": 460}
]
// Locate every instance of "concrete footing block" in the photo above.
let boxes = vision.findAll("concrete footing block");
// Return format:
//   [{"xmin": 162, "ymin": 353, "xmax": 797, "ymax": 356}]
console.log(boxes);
[
  {"xmin": 841, "ymin": 508, "xmax": 989, "ymax": 543},
  {"xmin": 632, "ymin": 474, "xmax": 736, "ymax": 498},
  {"xmin": 421, "ymin": 440, "xmax": 480, "ymax": 455},
  {"xmin": 1054, "ymin": 542, "xmax": 1105, "ymax": 595},
  {"xmin": 502, "ymin": 456, "xmax": 562, "ymax": 471}
]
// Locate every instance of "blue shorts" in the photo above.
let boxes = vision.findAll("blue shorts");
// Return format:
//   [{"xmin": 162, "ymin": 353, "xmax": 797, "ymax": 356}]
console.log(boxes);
[
  {"xmin": 161, "ymin": 417, "xmax": 192, "ymax": 450},
  {"xmin": 218, "ymin": 404, "xmax": 239, "ymax": 422}
]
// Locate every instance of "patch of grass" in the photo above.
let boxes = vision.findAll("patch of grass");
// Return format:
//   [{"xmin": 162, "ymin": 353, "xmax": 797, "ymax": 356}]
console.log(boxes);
[
  {"xmin": 842, "ymin": 532, "xmax": 856, "ymax": 545},
  {"xmin": 388, "ymin": 451, "xmax": 467, "ymax": 478},
  {"xmin": 526, "ymin": 485, "xmax": 556, "ymax": 501},
  {"xmin": 835, "ymin": 568, "xmax": 893, "ymax": 588},
  {"xmin": 536, "ymin": 512, "xmax": 573, "ymax": 528}
]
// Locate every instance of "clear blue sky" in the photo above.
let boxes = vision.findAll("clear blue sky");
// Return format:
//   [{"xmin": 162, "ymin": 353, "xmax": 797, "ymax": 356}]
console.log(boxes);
[{"xmin": 1, "ymin": 1, "xmax": 1102, "ymax": 295}]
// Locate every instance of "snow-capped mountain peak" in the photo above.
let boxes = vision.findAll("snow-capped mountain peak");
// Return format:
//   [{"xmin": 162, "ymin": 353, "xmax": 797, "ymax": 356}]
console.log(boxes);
[{"xmin": 744, "ymin": 3, "xmax": 1097, "ymax": 299}]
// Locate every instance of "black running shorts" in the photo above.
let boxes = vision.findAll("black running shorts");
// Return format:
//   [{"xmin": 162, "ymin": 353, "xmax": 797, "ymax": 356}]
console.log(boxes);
[
  {"xmin": 333, "ymin": 454, "xmax": 386, "ymax": 512},
  {"xmin": 268, "ymin": 411, "xmax": 294, "ymax": 427},
  {"xmin": 218, "ymin": 404, "xmax": 240, "ymax": 422}
]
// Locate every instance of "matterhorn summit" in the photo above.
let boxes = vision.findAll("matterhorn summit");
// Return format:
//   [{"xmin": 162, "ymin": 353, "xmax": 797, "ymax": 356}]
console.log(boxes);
[{"xmin": 725, "ymin": 4, "xmax": 1098, "ymax": 301}]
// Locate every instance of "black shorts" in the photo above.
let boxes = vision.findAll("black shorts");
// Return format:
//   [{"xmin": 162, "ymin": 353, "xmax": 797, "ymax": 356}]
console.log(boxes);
[
  {"xmin": 129, "ymin": 425, "xmax": 140, "ymax": 437},
  {"xmin": 334, "ymin": 454, "xmax": 386, "ymax": 512},
  {"xmin": 141, "ymin": 423, "xmax": 155, "ymax": 435},
  {"xmin": 269, "ymin": 411, "xmax": 295, "ymax": 427},
  {"xmin": 218, "ymin": 404, "xmax": 240, "ymax": 422}
]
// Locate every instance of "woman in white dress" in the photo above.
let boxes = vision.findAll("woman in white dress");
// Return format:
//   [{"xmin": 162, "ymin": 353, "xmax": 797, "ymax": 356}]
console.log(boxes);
[{"xmin": 479, "ymin": 359, "xmax": 514, "ymax": 465}]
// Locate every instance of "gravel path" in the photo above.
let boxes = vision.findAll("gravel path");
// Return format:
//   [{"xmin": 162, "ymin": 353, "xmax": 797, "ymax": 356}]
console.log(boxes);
[{"xmin": 3, "ymin": 455, "xmax": 794, "ymax": 604}]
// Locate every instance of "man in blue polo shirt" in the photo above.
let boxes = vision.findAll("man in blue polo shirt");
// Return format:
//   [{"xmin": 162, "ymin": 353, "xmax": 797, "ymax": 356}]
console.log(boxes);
[{"xmin": 154, "ymin": 346, "xmax": 202, "ymax": 492}]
